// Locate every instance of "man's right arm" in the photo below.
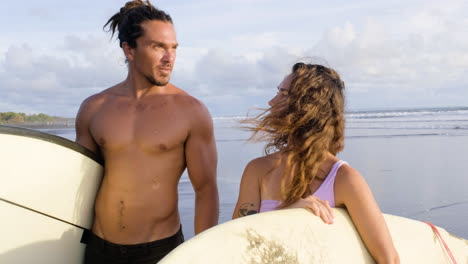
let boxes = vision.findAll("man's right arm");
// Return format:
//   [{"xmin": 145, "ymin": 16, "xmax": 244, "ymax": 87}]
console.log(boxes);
[{"xmin": 75, "ymin": 96, "xmax": 99, "ymax": 154}]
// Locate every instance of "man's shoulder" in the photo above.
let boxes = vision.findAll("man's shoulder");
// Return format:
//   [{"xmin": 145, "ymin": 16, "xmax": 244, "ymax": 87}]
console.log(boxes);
[
  {"xmin": 169, "ymin": 87, "xmax": 204, "ymax": 109},
  {"xmin": 77, "ymin": 86, "xmax": 120, "ymax": 119},
  {"xmin": 168, "ymin": 86, "xmax": 210, "ymax": 119},
  {"xmin": 170, "ymin": 91, "xmax": 214, "ymax": 135},
  {"xmin": 80, "ymin": 86, "xmax": 119, "ymax": 109},
  {"xmin": 81, "ymin": 92, "xmax": 105, "ymax": 107}
]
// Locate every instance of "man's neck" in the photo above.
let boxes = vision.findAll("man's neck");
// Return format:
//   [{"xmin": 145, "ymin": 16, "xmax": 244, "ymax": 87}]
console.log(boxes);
[{"xmin": 123, "ymin": 75, "xmax": 167, "ymax": 99}]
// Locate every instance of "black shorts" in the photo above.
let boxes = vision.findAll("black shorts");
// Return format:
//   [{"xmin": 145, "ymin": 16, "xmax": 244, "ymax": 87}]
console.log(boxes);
[{"xmin": 84, "ymin": 226, "xmax": 184, "ymax": 264}]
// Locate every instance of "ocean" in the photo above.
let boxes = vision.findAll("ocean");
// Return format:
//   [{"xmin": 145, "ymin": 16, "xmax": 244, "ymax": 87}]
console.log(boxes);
[{"xmin": 37, "ymin": 106, "xmax": 468, "ymax": 239}]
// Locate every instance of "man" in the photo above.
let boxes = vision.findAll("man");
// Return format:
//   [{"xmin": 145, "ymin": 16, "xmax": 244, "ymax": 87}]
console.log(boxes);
[{"xmin": 75, "ymin": 1, "xmax": 219, "ymax": 263}]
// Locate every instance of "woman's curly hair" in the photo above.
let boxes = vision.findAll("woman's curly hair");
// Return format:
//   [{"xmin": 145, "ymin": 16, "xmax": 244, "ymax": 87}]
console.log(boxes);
[{"xmin": 245, "ymin": 62, "xmax": 346, "ymax": 208}]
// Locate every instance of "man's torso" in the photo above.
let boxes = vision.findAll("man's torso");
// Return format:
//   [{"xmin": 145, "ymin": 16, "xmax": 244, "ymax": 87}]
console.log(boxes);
[{"xmin": 87, "ymin": 86, "xmax": 196, "ymax": 244}]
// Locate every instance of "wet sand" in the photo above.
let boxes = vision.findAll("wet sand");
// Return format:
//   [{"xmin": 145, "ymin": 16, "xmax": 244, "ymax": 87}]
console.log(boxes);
[{"xmin": 179, "ymin": 133, "xmax": 468, "ymax": 239}]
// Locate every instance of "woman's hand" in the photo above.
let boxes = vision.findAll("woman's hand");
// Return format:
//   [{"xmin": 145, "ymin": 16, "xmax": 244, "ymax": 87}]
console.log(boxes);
[{"xmin": 285, "ymin": 196, "xmax": 334, "ymax": 224}]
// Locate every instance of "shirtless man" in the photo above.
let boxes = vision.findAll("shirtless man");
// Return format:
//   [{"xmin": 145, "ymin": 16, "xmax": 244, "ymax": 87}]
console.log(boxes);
[{"xmin": 75, "ymin": 1, "xmax": 219, "ymax": 263}]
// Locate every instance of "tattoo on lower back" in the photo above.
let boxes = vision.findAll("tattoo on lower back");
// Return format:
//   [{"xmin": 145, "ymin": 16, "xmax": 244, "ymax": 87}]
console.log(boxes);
[{"xmin": 239, "ymin": 203, "xmax": 258, "ymax": 217}]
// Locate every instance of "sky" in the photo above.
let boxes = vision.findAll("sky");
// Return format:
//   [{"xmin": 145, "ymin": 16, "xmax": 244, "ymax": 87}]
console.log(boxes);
[{"xmin": 1, "ymin": 0, "xmax": 467, "ymax": 117}]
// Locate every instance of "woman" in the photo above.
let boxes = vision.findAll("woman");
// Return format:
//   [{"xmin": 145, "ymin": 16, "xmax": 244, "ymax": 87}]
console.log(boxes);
[{"xmin": 232, "ymin": 62, "xmax": 399, "ymax": 263}]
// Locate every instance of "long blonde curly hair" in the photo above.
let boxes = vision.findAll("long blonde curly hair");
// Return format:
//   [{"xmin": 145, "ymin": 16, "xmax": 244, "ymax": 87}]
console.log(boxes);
[{"xmin": 245, "ymin": 62, "xmax": 346, "ymax": 208}]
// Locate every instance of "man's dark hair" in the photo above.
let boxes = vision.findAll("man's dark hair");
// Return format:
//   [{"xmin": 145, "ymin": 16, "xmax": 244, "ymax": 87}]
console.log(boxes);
[{"xmin": 104, "ymin": 0, "xmax": 173, "ymax": 48}]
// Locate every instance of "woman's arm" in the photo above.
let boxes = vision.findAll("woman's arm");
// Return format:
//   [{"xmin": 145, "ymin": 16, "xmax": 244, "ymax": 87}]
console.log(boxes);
[
  {"xmin": 335, "ymin": 165, "xmax": 400, "ymax": 264},
  {"xmin": 232, "ymin": 159, "xmax": 263, "ymax": 219}
]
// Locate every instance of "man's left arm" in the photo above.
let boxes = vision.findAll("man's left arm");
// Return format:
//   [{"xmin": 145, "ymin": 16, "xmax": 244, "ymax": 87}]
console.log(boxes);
[{"xmin": 185, "ymin": 101, "xmax": 219, "ymax": 234}]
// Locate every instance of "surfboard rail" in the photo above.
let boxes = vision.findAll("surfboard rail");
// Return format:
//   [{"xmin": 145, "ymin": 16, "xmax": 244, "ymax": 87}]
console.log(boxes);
[
  {"xmin": 159, "ymin": 208, "xmax": 468, "ymax": 264},
  {"xmin": 0, "ymin": 125, "xmax": 103, "ymax": 165}
]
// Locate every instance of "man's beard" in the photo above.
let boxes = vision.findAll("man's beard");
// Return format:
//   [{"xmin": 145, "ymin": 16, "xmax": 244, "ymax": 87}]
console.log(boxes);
[{"xmin": 145, "ymin": 74, "xmax": 169, "ymax": 86}]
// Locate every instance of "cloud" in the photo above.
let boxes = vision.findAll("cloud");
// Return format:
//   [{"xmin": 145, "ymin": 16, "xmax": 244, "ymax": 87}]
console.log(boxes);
[
  {"xmin": 173, "ymin": 46, "xmax": 299, "ymax": 97},
  {"xmin": 306, "ymin": 3, "xmax": 468, "ymax": 109},
  {"xmin": 0, "ymin": 36, "xmax": 127, "ymax": 116},
  {"xmin": 170, "ymin": 45, "xmax": 306, "ymax": 116},
  {"xmin": 172, "ymin": 0, "xmax": 467, "ymax": 112},
  {"xmin": 1, "ymin": 0, "xmax": 467, "ymax": 117}
]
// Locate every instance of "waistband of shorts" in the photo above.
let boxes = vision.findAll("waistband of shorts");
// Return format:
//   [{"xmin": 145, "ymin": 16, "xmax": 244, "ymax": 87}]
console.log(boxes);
[{"xmin": 87, "ymin": 225, "xmax": 183, "ymax": 255}]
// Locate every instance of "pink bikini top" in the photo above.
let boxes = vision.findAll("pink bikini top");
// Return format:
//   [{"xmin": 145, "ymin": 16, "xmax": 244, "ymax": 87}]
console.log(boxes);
[{"xmin": 259, "ymin": 160, "xmax": 347, "ymax": 213}]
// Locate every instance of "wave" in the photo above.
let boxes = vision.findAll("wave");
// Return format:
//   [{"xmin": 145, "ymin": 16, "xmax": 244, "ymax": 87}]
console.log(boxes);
[
  {"xmin": 346, "ymin": 133, "xmax": 468, "ymax": 139},
  {"xmin": 215, "ymin": 132, "xmax": 468, "ymax": 142},
  {"xmin": 347, "ymin": 124, "xmax": 468, "ymax": 130},
  {"xmin": 408, "ymin": 201, "xmax": 468, "ymax": 217},
  {"xmin": 346, "ymin": 107, "xmax": 468, "ymax": 119},
  {"xmin": 213, "ymin": 107, "xmax": 468, "ymax": 121}
]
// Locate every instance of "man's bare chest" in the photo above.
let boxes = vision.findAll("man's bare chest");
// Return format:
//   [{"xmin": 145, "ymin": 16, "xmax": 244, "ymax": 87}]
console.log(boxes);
[{"xmin": 89, "ymin": 99, "xmax": 189, "ymax": 153}]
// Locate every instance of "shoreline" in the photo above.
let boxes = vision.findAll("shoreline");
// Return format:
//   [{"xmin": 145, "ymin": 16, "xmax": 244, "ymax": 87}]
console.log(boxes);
[{"xmin": 0, "ymin": 122, "xmax": 75, "ymax": 130}]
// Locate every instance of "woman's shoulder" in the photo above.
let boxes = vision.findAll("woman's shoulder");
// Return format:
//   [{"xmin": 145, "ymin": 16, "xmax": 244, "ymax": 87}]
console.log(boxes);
[
  {"xmin": 246, "ymin": 153, "xmax": 277, "ymax": 170},
  {"xmin": 237, "ymin": 155, "xmax": 276, "ymax": 189},
  {"xmin": 336, "ymin": 161, "xmax": 362, "ymax": 180},
  {"xmin": 334, "ymin": 161, "xmax": 370, "ymax": 206},
  {"xmin": 335, "ymin": 162, "xmax": 362, "ymax": 184},
  {"xmin": 244, "ymin": 153, "xmax": 279, "ymax": 177}
]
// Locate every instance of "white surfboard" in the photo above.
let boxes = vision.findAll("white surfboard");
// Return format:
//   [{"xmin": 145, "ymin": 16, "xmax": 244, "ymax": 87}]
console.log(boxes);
[
  {"xmin": 160, "ymin": 208, "xmax": 468, "ymax": 264},
  {"xmin": 0, "ymin": 125, "xmax": 103, "ymax": 264}
]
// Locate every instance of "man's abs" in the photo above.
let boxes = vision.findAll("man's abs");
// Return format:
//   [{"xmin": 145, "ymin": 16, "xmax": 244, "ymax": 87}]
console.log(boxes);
[{"xmin": 91, "ymin": 156, "xmax": 184, "ymax": 244}]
